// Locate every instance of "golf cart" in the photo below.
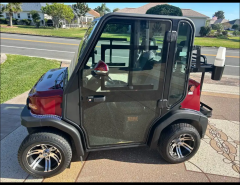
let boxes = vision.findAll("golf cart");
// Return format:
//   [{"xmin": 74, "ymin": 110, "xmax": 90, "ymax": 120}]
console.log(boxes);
[{"xmin": 18, "ymin": 12, "xmax": 226, "ymax": 178}]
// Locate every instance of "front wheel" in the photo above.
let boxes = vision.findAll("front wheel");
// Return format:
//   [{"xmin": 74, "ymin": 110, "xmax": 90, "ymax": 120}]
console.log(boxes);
[
  {"xmin": 18, "ymin": 131, "xmax": 72, "ymax": 178},
  {"xmin": 158, "ymin": 123, "xmax": 201, "ymax": 163}
]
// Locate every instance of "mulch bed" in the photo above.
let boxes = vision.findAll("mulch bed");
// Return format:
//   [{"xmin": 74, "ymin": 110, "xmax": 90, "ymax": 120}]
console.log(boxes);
[{"xmin": 0, "ymin": 25, "xmax": 18, "ymax": 28}]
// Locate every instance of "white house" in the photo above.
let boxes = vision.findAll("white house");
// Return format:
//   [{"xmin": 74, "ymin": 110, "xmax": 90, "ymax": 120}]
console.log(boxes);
[
  {"xmin": 116, "ymin": 3, "xmax": 209, "ymax": 36},
  {"xmin": 1, "ymin": 3, "xmax": 51, "ymax": 26},
  {"xmin": 67, "ymin": 5, "xmax": 100, "ymax": 25}
]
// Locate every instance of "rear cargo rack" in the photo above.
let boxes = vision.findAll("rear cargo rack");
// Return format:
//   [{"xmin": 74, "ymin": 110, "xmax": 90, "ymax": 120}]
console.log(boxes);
[
  {"xmin": 190, "ymin": 45, "xmax": 215, "ymax": 96},
  {"xmin": 200, "ymin": 102, "xmax": 212, "ymax": 118}
]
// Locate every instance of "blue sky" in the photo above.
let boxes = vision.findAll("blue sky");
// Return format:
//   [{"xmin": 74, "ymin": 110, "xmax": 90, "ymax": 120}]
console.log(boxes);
[
  {"xmin": 64, "ymin": 3, "xmax": 239, "ymax": 21},
  {"xmin": 1, "ymin": 3, "xmax": 239, "ymax": 20}
]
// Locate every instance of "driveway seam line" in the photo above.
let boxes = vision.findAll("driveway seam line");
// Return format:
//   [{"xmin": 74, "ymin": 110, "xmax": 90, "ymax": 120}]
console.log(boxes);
[
  {"xmin": 22, "ymin": 174, "xmax": 30, "ymax": 183},
  {"xmin": 0, "ymin": 125, "xmax": 22, "ymax": 141},
  {"xmin": 185, "ymin": 161, "xmax": 211, "ymax": 182},
  {"xmin": 75, "ymin": 153, "xmax": 90, "ymax": 182}
]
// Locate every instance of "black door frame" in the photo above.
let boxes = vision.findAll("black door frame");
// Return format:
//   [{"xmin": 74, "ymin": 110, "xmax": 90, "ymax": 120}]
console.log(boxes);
[{"xmin": 79, "ymin": 17, "xmax": 174, "ymax": 151}]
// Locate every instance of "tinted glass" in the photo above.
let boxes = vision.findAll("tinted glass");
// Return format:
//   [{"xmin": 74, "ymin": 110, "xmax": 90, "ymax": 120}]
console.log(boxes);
[
  {"xmin": 68, "ymin": 19, "xmax": 99, "ymax": 79},
  {"xmin": 132, "ymin": 20, "xmax": 171, "ymax": 90},
  {"xmin": 168, "ymin": 22, "xmax": 192, "ymax": 106}
]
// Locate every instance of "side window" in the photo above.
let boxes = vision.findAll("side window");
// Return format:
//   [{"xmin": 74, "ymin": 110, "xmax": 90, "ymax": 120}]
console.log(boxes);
[
  {"xmin": 82, "ymin": 19, "xmax": 171, "ymax": 92},
  {"xmin": 132, "ymin": 20, "xmax": 171, "ymax": 90},
  {"xmin": 83, "ymin": 20, "xmax": 132, "ymax": 91},
  {"xmin": 168, "ymin": 22, "xmax": 192, "ymax": 106}
]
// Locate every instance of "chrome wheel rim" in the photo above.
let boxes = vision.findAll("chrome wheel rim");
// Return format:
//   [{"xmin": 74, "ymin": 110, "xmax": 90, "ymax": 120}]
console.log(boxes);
[
  {"xmin": 169, "ymin": 134, "xmax": 195, "ymax": 159},
  {"xmin": 26, "ymin": 144, "xmax": 62, "ymax": 172}
]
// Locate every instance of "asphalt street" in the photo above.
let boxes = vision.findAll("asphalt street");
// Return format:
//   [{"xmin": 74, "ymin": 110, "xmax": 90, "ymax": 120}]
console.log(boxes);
[{"xmin": 1, "ymin": 33, "xmax": 239, "ymax": 76}]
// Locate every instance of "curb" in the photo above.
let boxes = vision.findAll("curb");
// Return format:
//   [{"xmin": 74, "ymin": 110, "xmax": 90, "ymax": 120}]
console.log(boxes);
[
  {"xmin": 200, "ymin": 46, "xmax": 240, "ymax": 50},
  {"xmin": 0, "ymin": 31, "xmax": 82, "ymax": 40}
]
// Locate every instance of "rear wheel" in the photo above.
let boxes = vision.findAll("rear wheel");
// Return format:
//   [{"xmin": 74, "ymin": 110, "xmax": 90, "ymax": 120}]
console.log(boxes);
[
  {"xmin": 18, "ymin": 131, "xmax": 72, "ymax": 178},
  {"xmin": 158, "ymin": 123, "xmax": 200, "ymax": 163}
]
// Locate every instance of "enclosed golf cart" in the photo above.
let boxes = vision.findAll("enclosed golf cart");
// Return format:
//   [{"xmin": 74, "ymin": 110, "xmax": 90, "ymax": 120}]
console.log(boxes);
[{"xmin": 18, "ymin": 13, "xmax": 226, "ymax": 178}]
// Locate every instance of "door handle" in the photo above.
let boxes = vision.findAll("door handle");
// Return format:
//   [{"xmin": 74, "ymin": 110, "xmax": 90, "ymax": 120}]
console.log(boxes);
[{"xmin": 87, "ymin": 95, "xmax": 106, "ymax": 102}]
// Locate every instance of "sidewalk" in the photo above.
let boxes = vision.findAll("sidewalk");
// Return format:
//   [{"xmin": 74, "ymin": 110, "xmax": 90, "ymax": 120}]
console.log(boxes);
[{"xmin": 1, "ymin": 72, "xmax": 239, "ymax": 182}]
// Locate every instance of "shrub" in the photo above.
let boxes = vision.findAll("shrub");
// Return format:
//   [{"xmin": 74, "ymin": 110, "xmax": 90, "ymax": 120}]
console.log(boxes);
[
  {"xmin": 30, "ymin": 10, "xmax": 41, "ymax": 28},
  {"xmin": 217, "ymin": 35, "xmax": 228, "ymax": 39},
  {"xmin": 104, "ymin": 24, "xmax": 129, "ymax": 34},
  {"xmin": 232, "ymin": 24, "xmax": 239, "ymax": 30},
  {"xmin": 215, "ymin": 23, "xmax": 224, "ymax": 33},
  {"xmin": 199, "ymin": 26, "xmax": 211, "ymax": 37},
  {"xmin": 17, "ymin": 19, "xmax": 22, "ymax": 25},
  {"xmin": 212, "ymin": 24, "xmax": 217, "ymax": 30},
  {"xmin": 146, "ymin": 4, "xmax": 182, "ymax": 16},
  {"xmin": 12, "ymin": 18, "xmax": 18, "ymax": 25},
  {"xmin": 233, "ymin": 30, "xmax": 240, "ymax": 36},
  {"xmin": 0, "ymin": 18, "xmax": 7, "ymax": 24},
  {"xmin": 222, "ymin": 30, "xmax": 228, "ymax": 36},
  {"xmin": 22, "ymin": 19, "xmax": 31, "ymax": 25}
]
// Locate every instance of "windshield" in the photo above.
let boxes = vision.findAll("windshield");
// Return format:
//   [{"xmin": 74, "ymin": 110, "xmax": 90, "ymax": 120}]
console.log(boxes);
[{"xmin": 68, "ymin": 19, "xmax": 99, "ymax": 79}]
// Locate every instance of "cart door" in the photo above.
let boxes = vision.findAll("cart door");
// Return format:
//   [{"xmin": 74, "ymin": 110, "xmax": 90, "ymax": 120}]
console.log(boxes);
[{"xmin": 80, "ymin": 18, "xmax": 172, "ymax": 149}]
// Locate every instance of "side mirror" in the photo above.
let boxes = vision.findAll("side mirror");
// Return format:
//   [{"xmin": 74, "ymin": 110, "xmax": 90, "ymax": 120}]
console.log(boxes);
[
  {"xmin": 211, "ymin": 47, "xmax": 226, "ymax": 80},
  {"xmin": 93, "ymin": 60, "xmax": 109, "ymax": 76}
]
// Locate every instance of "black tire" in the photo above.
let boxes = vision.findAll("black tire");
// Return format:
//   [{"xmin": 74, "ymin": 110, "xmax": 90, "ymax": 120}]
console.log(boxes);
[
  {"xmin": 158, "ymin": 123, "xmax": 200, "ymax": 164},
  {"xmin": 18, "ymin": 131, "xmax": 72, "ymax": 178}
]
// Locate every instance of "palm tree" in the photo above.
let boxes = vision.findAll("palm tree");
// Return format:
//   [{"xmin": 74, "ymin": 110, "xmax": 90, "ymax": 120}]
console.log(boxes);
[
  {"xmin": 113, "ymin": 8, "xmax": 120, "ymax": 12},
  {"xmin": 94, "ymin": 3, "xmax": 110, "ymax": 17},
  {"xmin": 3, "ymin": 3, "xmax": 22, "ymax": 27},
  {"xmin": 0, "ymin": 4, "xmax": 5, "ymax": 17}
]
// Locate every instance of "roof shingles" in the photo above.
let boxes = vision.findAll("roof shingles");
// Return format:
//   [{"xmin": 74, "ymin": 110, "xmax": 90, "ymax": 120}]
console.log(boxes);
[{"xmin": 117, "ymin": 3, "xmax": 209, "ymax": 18}]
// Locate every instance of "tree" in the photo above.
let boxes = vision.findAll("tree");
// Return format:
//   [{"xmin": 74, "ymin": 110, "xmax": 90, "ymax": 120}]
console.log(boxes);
[
  {"xmin": 0, "ymin": 4, "xmax": 5, "ymax": 17},
  {"xmin": 232, "ymin": 24, "xmax": 239, "ymax": 30},
  {"xmin": 213, "ymin": 11, "xmax": 225, "ymax": 19},
  {"xmin": 113, "ymin": 8, "xmax": 120, "ymax": 12},
  {"xmin": 94, "ymin": 3, "xmax": 110, "ymax": 16},
  {"xmin": 205, "ymin": 19, "xmax": 210, "ymax": 27},
  {"xmin": 3, "ymin": 3, "xmax": 22, "ymax": 27},
  {"xmin": 30, "ymin": 10, "xmax": 41, "ymax": 28},
  {"xmin": 72, "ymin": 3, "xmax": 90, "ymax": 28},
  {"xmin": 146, "ymin": 4, "xmax": 182, "ymax": 16},
  {"xmin": 41, "ymin": 3, "xmax": 74, "ymax": 28}
]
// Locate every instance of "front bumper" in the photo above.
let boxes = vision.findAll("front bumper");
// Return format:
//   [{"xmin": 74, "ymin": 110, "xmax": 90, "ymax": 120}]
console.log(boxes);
[{"xmin": 20, "ymin": 105, "xmax": 85, "ymax": 158}]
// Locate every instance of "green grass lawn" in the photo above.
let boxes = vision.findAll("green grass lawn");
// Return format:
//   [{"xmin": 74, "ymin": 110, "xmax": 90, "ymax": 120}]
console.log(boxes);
[
  {"xmin": 194, "ymin": 36, "xmax": 240, "ymax": 49},
  {"xmin": 0, "ymin": 24, "xmax": 87, "ymax": 38},
  {"xmin": 0, "ymin": 54, "xmax": 61, "ymax": 103}
]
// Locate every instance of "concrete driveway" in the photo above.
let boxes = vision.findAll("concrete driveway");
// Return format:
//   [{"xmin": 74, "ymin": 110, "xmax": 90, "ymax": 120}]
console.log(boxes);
[{"xmin": 0, "ymin": 63, "xmax": 239, "ymax": 182}]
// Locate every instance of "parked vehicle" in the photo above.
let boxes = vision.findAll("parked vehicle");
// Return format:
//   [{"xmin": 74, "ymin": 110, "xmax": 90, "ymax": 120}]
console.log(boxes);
[{"xmin": 18, "ymin": 12, "xmax": 226, "ymax": 178}]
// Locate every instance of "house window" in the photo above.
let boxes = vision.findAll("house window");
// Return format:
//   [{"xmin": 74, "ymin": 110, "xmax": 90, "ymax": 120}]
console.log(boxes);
[
  {"xmin": 17, "ymin": 13, "xmax": 20, "ymax": 19},
  {"xmin": 6, "ymin": 13, "xmax": 9, "ymax": 18},
  {"xmin": 27, "ymin": 13, "xmax": 31, "ymax": 19}
]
